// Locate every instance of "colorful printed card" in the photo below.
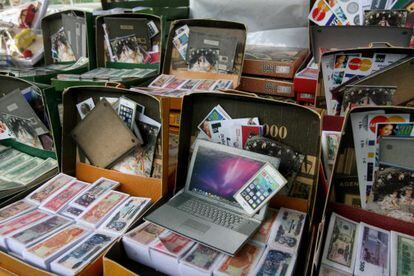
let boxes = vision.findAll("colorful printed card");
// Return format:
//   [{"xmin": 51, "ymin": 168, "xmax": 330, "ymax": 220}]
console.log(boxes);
[
  {"xmin": 50, "ymin": 232, "xmax": 114, "ymax": 275},
  {"xmin": 10, "ymin": 216, "xmax": 71, "ymax": 247},
  {"xmin": 72, "ymin": 177, "xmax": 119, "ymax": 209},
  {"xmin": 251, "ymin": 209, "xmax": 278, "ymax": 244},
  {"xmin": 181, "ymin": 243, "xmax": 222, "ymax": 271},
  {"xmin": 0, "ymin": 210, "xmax": 50, "ymax": 237},
  {"xmin": 41, "ymin": 181, "xmax": 89, "ymax": 213},
  {"xmin": 151, "ymin": 231, "xmax": 194, "ymax": 257},
  {"xmin": 78, "ymin": 191, "xmax": 128, "ymax": 227},
  {"xmin": 25, "ymin": 225, "xmax": 90, "ymax": 261},
  {"xmin": 99, "ymin": 197, "xmax": 151, "ymax": 236},
  {"xmin": 27, "ymin": 173, "xmax": 75, "ymax": 205},
  {"xmin": 216, "ymin": 243, "xmax": 264, "ymax": 276},
  {"xmin": 125, "ymin": 222, "xmax": 165, "ymax": 245},
  {"xmin": 0, "ymin": 200, "xmax": 36, "ymax": 224}
]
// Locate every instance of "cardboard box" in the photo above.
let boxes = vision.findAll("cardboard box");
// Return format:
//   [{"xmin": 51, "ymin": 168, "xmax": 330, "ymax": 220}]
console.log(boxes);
[
  {"xmin": 146, "ymin": 18, "xmax": 247, "ymax": 112},
  {"xmin": 311, "ymin": 106, "xmax": 414, "ymax": 275},
  {"xmin": 103, "ymin": 91, "xmax": 324, "ymax": 275},
  {"xmin": 242, "ymin": 46, "xmax": 309, "ymax": 79},
  {"xmin": 239, "ymin": 76, "xmax": 295, "ymax": 98},
  {"xmin": 1, "ymin": 10, "xmax": 95, "ymax": 85},
  {"xmin": 51, "ymin": 13, "xmax": 164, "ymax": 90},
  {"xmin": 42, "ymin": 10, "xmax": 95, "ymax": 71},
  {"xmin": 310, "ymin": 26, "xmax": 414, "ymax": 63},
  {"xmin": 0, "ymin": 76, "xmax": 59, "ymax": 208},
  {"xmin": 0, "ymin": 86, "xmax": 171, "ymax": 275}
]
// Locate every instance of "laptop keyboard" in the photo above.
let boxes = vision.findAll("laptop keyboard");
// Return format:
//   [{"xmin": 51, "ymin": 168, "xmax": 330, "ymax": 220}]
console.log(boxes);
[{"xmin": 178, "ymin": 199, "xmax": 245, "ymax": 229}]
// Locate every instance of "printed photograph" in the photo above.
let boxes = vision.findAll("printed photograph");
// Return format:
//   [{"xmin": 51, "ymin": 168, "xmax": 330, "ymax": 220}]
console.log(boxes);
[
  {"xmin": 188, "ymin": 48, "xmax": 219, "ymax": 73},
  {"xmin": 51, "ymin": 28, "xmax": 76, "ymax": 63}
]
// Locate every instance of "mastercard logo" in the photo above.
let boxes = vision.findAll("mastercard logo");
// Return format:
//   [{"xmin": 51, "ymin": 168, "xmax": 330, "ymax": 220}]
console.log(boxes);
[
  {"xmin": 347, "ymin": 58, "xmax": 373, "ymax": 72},
  {"xmin": 312, "ymin": 8, "xmax": 327, "ymax": 21}
]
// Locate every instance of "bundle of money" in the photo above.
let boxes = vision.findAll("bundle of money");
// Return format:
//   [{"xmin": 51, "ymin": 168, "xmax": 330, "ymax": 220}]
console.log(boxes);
[
  {"xmin": 0, "ymin": 147, "xmax": 58, "ymax": 199},
  {"xmin": 321, "ymin": 212, "xmax": 414, "ymax": 276},
  {"xmin": 0, "ymin": 173, "xmax": 150, "ymax": 274},
  {"xmin": 122, "ymin": 207, "xmax": 306, "ymax": 276}
]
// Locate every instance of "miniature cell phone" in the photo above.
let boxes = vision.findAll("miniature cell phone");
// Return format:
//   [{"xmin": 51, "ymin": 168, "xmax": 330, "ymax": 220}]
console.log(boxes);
[
  {"xmin": 234, "ymin": 163, "xmax": 287, "ymax": 216},
  {"xmin": 117, "ymin": 97, "xmax": 137, "ymax": 129}
]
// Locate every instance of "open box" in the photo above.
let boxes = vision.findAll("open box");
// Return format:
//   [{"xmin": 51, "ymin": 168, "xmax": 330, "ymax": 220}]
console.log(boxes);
[
  {"xmin": 150, "ymin": 19, "xmax": 247, "ymax": 112},
  {"xmin": 0, "ymin": 75, "xmax": 58, "ymax": 208},
  {"xmin": 309, "ymin": 25, "xmax": 414, "ymax": 112},
  {"xmin": 0, "ymin": 86, "xmax": 171, "ymax": 275},
  {"xmin": 51, "ymin": 13, "xmax": 163, "ymax": 91},
  {"xmin": 103, "ymin": 91, "xmax": 324, "ymax": 275},
  {"xmin": 3, "ymin": 10, "xmax": 95, "ymax": 85},
  {"xmin": 41, "ymin": 10, "xmax": 95, "ymax": 73},
  {"xmin": 311, "ymin": 106, "xmax": 414, "ymax": 275}
]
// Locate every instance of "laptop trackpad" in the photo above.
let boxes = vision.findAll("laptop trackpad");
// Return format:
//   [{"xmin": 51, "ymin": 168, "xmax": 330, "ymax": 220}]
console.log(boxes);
[{"xmin": 181, "ymin": 219, "xmax": 210, "ymax": 234}]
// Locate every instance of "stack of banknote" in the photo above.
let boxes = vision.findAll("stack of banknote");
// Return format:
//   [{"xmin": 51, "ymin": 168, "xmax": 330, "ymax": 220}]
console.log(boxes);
[
  {"xmin": 0, "ymin": 146, "xmax": 58, "ymax": 200},
  {"xmin": 321, "ymin": 212, "xmax": 414, "ymax": 276},
  {"xmin": 0, "ymin": 173, "xmax": 151, "ymax": 274},
  {"xmin": 123, "ymin": 207, "xmax": 307, "ymax": 276}
]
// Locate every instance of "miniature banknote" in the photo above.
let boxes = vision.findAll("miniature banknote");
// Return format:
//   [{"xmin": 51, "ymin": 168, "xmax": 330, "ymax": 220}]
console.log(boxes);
[
  {"xmin": 269, "ymin": 207, "xmax": 306, "ymax": 253},
  {"xmin": 322, "ymin": 213, "xmax": 359, "ymax": 273},
  {"xmin": 254, "ymin": 247, "xmax": 296, "ymax": 276},
  {"xmin": 354, "ymin": 223, "xmax": 390, "ymax": 276},
  {"xmin": 181, "ymin": 243, "xmax": 222, "ymax": 271},
  {"xmin": 27, "ymin": 173, "xmax": 75, "ymax": 204},
  {"xmin": 391, "ymin": 231, "xmax": 414, "ymax": 276}
]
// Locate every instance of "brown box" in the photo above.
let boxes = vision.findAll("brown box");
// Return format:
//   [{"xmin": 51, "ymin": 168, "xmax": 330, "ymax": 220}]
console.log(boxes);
[
  {"xmin": 0, "ymin": 86, "xmax": 171, "ymax": 275},
  {"xmin": 103, "ymin": 91, "xmax": 324, "ymax": 275},
  {"xmin": 239, "ymin": 76, "xmax": 295, "ymax": 98},
  {"xmin": 243, "ymin": 46, "xmax": 309, "ymax": 79},
  {"xmin": 311, "ymin": 106, "xmax": 414, "ymax": 275},
  {"xmin": 144, "ymin": 19, "xmax": 247, "ymax": 112}
]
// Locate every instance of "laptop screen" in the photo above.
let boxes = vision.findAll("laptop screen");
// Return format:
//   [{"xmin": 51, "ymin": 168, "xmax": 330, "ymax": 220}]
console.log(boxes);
[{"xmin": 188, "ymin": 142, "xmax": 267, "ymax": 207}]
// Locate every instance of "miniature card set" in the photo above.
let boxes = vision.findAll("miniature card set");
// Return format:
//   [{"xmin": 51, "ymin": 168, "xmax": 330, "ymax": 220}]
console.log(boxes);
[
  {"xmin": 320, "ymin": 51, "xmax": 407, "ymax": 115},
  {"xmin": 0, "ymin": 173, "xmax": 151, "ymax": 274},
  {"xmin": 309, "ymin": 0, "xmax": 409, "ymax": 27},
  {"xmin": 102, "ymin": 17, "xmax": 160, "ymax": 65},
  {"xmin": 122, "ymin": 207, "xmax": 305, "ymax": 276},
  {"xmin": 148, "ymin": 74, "xmax": 233, "ymax": 93},
  {"xmin": 350, "ymin": 110, "xmax": 414, "ymax": 223},
  {"xmin": 321, "ymin": 212, "xmax": 414, "ymax": 276},
  {"xmin": 0, "ymin": 147, "xmax": 57, "ymax": 199},
  {"xmin": 57, "ymin": 67, "xmax": 156, "ymax": 82},
  {"xmin": 171, "ymin": 24, "xmax": 239, "ymax": 74}
]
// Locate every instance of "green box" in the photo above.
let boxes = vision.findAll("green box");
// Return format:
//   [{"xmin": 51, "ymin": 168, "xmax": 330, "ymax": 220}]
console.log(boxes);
[
  {"xmin": 1, "ymin": 10, "xmax": 95, "ymax": 85},
  {"xmin": 0, "ymin": 76, "xmax": 59, "ymax": 205},
  {"xmin": 51, "ymin": 13, "xmax": 164, "ymax": 91},
  {"xmin": 41, "ymin": 9, "xmax": 96, "ymax": 70}
]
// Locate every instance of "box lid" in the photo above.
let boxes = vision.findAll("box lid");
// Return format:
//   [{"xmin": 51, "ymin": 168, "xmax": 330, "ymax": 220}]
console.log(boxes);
[
  {"xmin": 162, "ymin": 19, "xmax": 247, "ymax": 89},
  {"xmin": 0, "ymin": 75, "xmax": 57, "ymax": 160},
  {"xmin": 311, "ymin": 26, "xmax": 413, "ymax": 63},
  {"xmin": 317, "ymin": 47, "xmax": 414, "ymax": 111},
  {"xmin": 95, "ymin": 13, "xmax": 163, "ymax": 73},
  {"xmin": 41, "ymin": 10, "xmax": 95, "ymax": 69},
  {"xmin": 101, "ymin": 0, "xmax": 189, "ymax": 14}
]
